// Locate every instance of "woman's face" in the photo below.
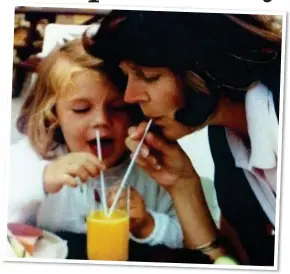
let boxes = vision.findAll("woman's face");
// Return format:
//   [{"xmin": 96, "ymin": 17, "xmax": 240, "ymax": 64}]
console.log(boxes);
[
  {"xmin": 119, "ymin": 61, "xmax": 194, "ymax": 140},
  {"xmin": 56, "ymin": 70, "xmax": 132, "ymax": 168}
]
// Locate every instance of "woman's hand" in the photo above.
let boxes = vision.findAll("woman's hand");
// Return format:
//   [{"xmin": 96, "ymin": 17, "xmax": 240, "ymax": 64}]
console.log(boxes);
[
  {"xmin": 126, "ymin": 122, "xmax": 227, "ymax": 260},
  {"xmin": 125, "ymin": 121, "xmax": 200, "ymax": 193},
  {"xmin": 107, "ymin": 185, "xmax": 154, "ymax": 238},
  {"xmin": 43, "ymin": 152, "xmax": 106, "ymax": 194}
]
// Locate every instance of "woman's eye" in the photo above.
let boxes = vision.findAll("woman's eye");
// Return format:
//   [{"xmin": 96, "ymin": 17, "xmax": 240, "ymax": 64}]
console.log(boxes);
[
  {"xmin": 72, "ymin": 107, "xmax": 90, "ymax": 113},
  {"xmin": 135, "ymin": 70, "xmax": 160, "ymax": 83},
  {"xmin": 143, "ymin": 75, "xmax": 160, "ymax": 83}
]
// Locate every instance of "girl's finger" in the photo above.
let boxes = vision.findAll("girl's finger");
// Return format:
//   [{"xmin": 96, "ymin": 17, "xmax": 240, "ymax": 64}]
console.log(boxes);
[
  {"xmin": 107, "ymin": 191, "xmax": 127, "ymax": 203},
  {"xmin": 115, "ymin": 199, "xmax": 127, "ymax": 210},
  {"xmin": 107, "ymin": 186, "xmax": 129, "ymax": 203},
  {"xmin": 83, "ymin": 153, "xmax": 106, "ymax": 170},
  {"xmin": 68, "ymin": 164, "xmax": 88, "ymax": 182},
  {"xmin": 71, "ymin": 165, "xmax": 89, "ymax": 183},
  {"xmin": 107, "ymin": 196, "xmax": 127, "ymax": 210},
  {"xmin": 83, "ymin": 160, "xmax": 101, "ymax": 177},
  {"xmin": 61, "ymin": 173, "xmax": 78, "ymax": 188},
  {"xmin": 107, "ymin": 196, "xmax": 113, "ymax": 207}
]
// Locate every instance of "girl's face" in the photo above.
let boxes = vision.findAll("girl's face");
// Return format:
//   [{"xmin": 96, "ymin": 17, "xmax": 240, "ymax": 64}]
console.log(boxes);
[
  {"xmin": 56, "ymin": 70, "xmax": 132, "ymax": 168},
  {"xmin": 119, "ymin": 61, "xmax": 194, "ymax": 140}
]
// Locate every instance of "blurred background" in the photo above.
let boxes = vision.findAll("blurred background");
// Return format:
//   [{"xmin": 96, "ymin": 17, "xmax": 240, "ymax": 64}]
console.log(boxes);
[{"xmin": 13, "ymin": 6, "xmax": 110, "ymax": 98}]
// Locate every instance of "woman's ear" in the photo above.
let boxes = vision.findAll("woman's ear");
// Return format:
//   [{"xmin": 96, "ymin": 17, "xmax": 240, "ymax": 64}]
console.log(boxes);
[
  {"xmin": 174, "ymin": 75, "xmax": 219, "ymax": 127},
  {"xmin": 184, "ymin": 71, "xmax": 210, "ymax": 95}
]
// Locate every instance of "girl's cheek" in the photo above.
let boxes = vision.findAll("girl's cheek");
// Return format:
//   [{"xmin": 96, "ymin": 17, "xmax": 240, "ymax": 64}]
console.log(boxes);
[
  {"xmin": 113, "ymin": 113, "xmax": 132, "ymax": 128},
  {"xmin": 114, "ymin": 120, "xmax": 132, "ymax": 147}
]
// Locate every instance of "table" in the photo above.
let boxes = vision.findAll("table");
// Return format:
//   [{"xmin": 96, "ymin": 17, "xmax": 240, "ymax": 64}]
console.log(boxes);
[{"xmin": 56, "ymin": 231, "xmax": 212, "ymax": 264}]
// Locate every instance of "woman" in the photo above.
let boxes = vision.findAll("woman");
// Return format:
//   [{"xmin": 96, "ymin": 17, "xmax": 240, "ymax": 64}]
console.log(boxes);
[{"xmin": 83, "ymin": 10, "xmax": 282, "ymax": 265}]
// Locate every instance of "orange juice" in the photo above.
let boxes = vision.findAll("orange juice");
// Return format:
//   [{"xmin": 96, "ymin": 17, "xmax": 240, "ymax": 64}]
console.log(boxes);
[{"xmin": 87, "ymin": 209, "xmax": 129, "ymax": 261}]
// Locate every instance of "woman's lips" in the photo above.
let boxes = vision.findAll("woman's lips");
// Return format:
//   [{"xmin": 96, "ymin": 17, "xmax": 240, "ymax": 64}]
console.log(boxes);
[
  {"xmin": 89, "ymin": 139, "xmax": 115, "ymax": 159},
  {"xmin": 152, "ymin": 117, "xmax": 165, "ymax": 127}
]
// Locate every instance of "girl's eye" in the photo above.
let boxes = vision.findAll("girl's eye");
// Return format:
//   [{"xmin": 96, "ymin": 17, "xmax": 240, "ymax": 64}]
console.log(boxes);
[{"xmin": 72, "ymin": 107, "xmax": 90, "ymax": 113}]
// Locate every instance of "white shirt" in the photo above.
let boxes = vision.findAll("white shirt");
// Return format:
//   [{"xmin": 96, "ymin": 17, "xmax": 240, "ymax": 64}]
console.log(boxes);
[{"xmin": 226, "ymin": 83, "xmax": 278, "ymax": 227}]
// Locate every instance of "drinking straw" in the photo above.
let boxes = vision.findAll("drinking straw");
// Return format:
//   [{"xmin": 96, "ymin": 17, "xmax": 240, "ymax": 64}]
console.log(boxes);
[
  {"xmin": 96, "ymin": 130, "xmax": 108, "ymax": 216},
  {"xmin": 108, "ymin": 119, "xmax": 153, "ymax": 217}
]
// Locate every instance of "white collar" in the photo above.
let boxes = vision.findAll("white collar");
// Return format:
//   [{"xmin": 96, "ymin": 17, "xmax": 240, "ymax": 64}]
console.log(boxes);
[{"xmin": 226, "ymin": 82, "xmax": 278, "ymax": 171}]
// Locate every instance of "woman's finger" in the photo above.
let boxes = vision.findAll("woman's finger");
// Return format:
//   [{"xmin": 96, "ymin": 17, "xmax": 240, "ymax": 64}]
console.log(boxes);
[
  {"xmin": 131, "ymin": 154, "xmax": 149, "ymax": 167},
  {"xmin": 128, "ymin": 121, "xmax": 148, "ymax": 140},
  {"xmin": 128, "ymin": 126, "xmax": 137, "ymax": 137},
  {"xmin": 125, "ymin": 136, "xmax": 150, "ymax": 158},
  {"xmin": 145, "ymin": 132, "xmax": 175, "ymax": 156},
  {"xmin": 131, "ymin": 153, "xmax": 160, "ymax": 170},
  {"xmin": 134, "ymin": 157, "xmax": 161, "ymax": 175},
  {"xmin": 145, "ymin": 154, "xmax": 159, "ymax": 167}
]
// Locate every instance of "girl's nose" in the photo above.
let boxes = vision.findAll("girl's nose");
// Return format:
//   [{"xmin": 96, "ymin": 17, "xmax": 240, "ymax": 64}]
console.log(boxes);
[{"xmin": 91, "ymin": 108, "xmax": 110, "ymax": 128}]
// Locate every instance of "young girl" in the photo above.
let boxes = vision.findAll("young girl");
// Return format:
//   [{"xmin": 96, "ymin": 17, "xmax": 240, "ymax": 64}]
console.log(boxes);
[{"xmin": 8, "ymin": 39, "xmax": 187, "ymax": 248}]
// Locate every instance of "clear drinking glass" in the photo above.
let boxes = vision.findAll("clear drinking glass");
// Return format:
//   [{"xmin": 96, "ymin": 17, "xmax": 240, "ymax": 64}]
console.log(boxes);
[{"xmin": 86, "ymin": 176, "xmax": 130, "ymax": 261}]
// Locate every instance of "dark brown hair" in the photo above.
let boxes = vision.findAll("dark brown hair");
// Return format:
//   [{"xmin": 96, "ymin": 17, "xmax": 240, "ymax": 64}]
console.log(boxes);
[{"xmin": 83, "ymin": 10, "xmax": 282, "ymax": 125}]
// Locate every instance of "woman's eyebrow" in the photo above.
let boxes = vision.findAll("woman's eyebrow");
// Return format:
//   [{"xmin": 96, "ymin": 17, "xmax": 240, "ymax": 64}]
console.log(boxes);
[
  {"xmin": 131, "ymin": 66, "xmax": 146, "ymax": 77},
  {"xmin": 128, "ymin": 62, "xmax": 143, "ymax": 74}
]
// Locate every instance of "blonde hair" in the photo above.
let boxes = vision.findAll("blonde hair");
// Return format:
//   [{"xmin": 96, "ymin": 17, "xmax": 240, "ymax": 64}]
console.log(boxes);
[{"xmin": 17, "ymin": 39, "xmax": 105, "ymax": 159}]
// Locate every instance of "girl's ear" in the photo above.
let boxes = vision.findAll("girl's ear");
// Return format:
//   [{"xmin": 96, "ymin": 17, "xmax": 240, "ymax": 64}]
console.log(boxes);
[
  {"xmin": 53, "ymin": 125, "xmax": 66, "ymax": 144},
  {"xmin": 52, "ymin": 107, "xmax": 65, "ymax": 144}
]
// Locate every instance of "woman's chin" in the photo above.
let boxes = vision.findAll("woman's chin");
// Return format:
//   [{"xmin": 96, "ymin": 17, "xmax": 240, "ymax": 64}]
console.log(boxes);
[{"xmin": 161, "ymin": 125, "xmax": 192, "ymax": 141}]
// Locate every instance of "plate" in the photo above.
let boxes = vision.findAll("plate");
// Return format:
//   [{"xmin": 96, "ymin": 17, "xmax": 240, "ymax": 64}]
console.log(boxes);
[
  {"xmin": 32, "ymin": 230, "xmax": 68, "ymax": 259},
  {"xmin": 6, "ymin": 229, "xmax": 68, "ymax": 259}
]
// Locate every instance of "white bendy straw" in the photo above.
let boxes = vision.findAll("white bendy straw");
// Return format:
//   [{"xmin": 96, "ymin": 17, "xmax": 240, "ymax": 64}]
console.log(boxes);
[
  {"xmin": 108, "ymin": 119, "xmax": 153, "ymax": 217},
  {"xmin": 96, "ymin": 130, "xmax": 108, "ymax": 216}
]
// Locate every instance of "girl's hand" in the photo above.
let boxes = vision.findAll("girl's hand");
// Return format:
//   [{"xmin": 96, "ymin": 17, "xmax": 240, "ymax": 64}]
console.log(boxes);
[
  {"xmin": 107, "ymin": 185, "xmax": 154, "ymax": 238},
  {"xmin": 43, "ymin": 152, "xmax": 106, "ymax": 194},
  {"xmin": 125, "ymin": 121, "xmax": 200, "ymax": 193}
]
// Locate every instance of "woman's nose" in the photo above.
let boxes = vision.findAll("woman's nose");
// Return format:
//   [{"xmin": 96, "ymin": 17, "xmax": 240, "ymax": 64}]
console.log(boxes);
[{"xmin": 124, "ymin": 77, "xmax": 149, "ymax": 104}]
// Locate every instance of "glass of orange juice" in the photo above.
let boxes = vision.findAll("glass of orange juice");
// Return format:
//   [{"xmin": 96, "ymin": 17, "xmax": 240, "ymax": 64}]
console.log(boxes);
[{"xmin": 86, "ymin": 176, "xmax": 130, "ymax": 261}]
